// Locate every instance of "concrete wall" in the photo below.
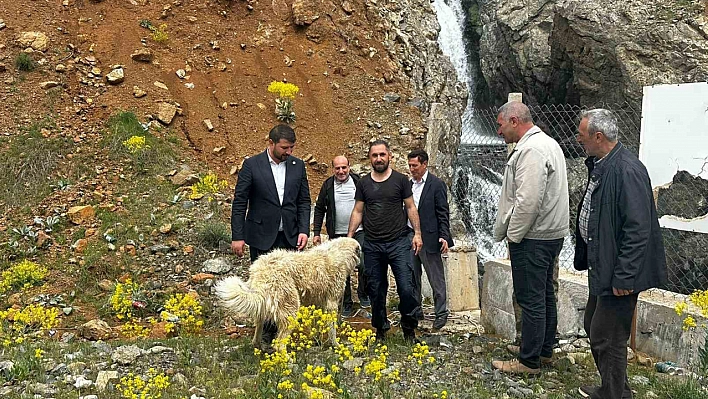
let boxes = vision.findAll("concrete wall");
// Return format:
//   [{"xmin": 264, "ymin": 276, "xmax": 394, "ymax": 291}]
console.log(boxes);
[{"xmin": 481, "ymin": 259, "xmax": 707, "ymax": 370}]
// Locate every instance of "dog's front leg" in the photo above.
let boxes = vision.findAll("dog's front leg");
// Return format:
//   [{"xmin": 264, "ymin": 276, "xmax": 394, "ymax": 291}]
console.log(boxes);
[
  {"xmin": 326, "ymin": 299, "xmax": 340, "ymax": 348},
  {"xmin": 252, "ymin": 318, "xmax": 264, "ymax": 350}
]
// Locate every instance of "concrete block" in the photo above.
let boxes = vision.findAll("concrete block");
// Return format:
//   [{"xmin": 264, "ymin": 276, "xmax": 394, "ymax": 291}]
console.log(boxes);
[
  {"xmin": 481, "ymin": 259, "xmax": 708, "ymax": 371},
  {"xmin": 417, "ymin": 246, "xmax": 480, "ymax": 312},
  {"xmin": 480, "ymin": 260, "xmax": 515, "ymax": 340},
  {"xmin": 445, "ymin": 245, "xmax": 479, "ymax": 311}
]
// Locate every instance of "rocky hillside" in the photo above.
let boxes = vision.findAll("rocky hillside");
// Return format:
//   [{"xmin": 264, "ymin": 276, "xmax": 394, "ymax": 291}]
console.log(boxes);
[
  {"xmin": 476, "ymin": 0, "xmax": 708, "ymax": 106},
  {"xmin": 0, "ymin": 0, "xmax": 464, "ymax": 335}
]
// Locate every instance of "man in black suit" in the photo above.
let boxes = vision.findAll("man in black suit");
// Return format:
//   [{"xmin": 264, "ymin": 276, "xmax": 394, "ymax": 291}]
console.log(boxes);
[
  {"xmin": 231, "ymin": 124, "xmax": 311, "ymax": 345},
  {"xmin": 407, "ymin": 149, "xmax": 454, "ymax": 330}
]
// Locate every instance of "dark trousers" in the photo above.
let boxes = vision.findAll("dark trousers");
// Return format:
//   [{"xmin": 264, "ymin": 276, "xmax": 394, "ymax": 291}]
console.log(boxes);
[
  {"xmin": 412, "ymin": 249, "xmax": 448, "ymax": 319},
  {"xmin": 513, "ymin": 256, "xmax": 559, "ymax": 343},
  {"xmin": 363, "ymin": 235, "xmax": 422, "ymax": 333},
  {"xmin": 334, "ymin": 231, "xmax": 369, "ymax": 309},
  {"xmin": 250, "ymin": 231, "xmax": 295, "ymax": 344},
  {"xmin": 509, "ymin": 238, "xmax": 563, "ymax": 369},
  {"xmin": 585, "ymin": 294, "xmax": 637, "ymax": 399}
]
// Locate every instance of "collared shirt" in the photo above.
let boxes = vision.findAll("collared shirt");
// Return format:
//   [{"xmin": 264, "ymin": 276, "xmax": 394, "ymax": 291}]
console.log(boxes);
[
  {"xmin": 407, "ymin": 170, "xmax": 428, "ymax": 229},
  {"xmin": 579, "ymin": 156, "xmax": 606, "ymax": 243},
  {"xmin": 333, "ymin": 175, "xmax": 360, "ymax": 235},
  {"xmin": 268, "ymin": 150, "xmax": 286, "ymax": 231}
]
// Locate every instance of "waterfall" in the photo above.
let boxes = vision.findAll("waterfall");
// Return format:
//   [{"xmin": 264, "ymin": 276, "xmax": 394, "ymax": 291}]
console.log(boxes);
[{"xmin": 432, "ymin": 0, "xmax": 502, "ymax": 144}]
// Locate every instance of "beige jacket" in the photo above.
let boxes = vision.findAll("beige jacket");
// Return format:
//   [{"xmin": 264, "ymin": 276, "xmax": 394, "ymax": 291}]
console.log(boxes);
[{"xmin": 493, "ymin": 126, "xmax": 569, "ymax": 243}]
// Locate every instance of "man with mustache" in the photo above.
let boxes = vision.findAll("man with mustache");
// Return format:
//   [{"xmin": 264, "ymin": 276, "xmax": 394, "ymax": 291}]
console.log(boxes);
[
  {"xmin": 574, "ymin": 109, "xmax": 667, "ymax": 398},
  {"xmin": 231, "ymin": 124, "xmax": 311, "ymax": 348},
  {"xmin": 348, "ymin": 140, "xmax": 424, "ymax": 343},
  {"xmin": 313, "ymin": 155, "xmax": 370, "ymax": 316}
]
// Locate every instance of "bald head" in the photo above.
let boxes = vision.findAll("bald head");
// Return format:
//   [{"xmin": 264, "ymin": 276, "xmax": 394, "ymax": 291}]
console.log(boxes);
[
  {"xmin": 332, "ymin": 156, "xmax": 350, "ymax": 182},
  {"xmin": 496, "ymin": 101, "xmax": 536, "ymax": 144}
]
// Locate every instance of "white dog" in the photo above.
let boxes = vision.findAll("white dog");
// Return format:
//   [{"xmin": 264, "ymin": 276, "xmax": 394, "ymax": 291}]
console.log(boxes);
[{"xmin": 214, "ymin": 237, "xmax": 361, "ymax": 348}]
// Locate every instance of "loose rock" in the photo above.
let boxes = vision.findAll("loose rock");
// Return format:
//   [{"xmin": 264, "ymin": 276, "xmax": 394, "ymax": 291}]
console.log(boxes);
[
  {"xmin": 95, "ymin": 371, "xmax": 119, "ymax": 391},
  {"xmin": 130, "ymin": 48, "xmax": 153, "ymax": 62},
  {"xmin": 157, "ymin": 102, "xmax": 178, "ymax": 125},
  {"xmin": 106, "ymin": 67, "xmax": 125, "ymax": 84},
  {"xmin": 79, "ymin": 319, "xmax": 112, "ymax": 340},
  {"xmin": 112, "ymin": 345, "xmax": 144, "ymax": 365},
  {"xmin": 67, "ymin": 205, "xmax": 95, "ymax": 224},
  {"xmin": 40, "ymin": 81, "xmax": 61, "ymax": 89},
  {"xmin": 202, "ymin": 257, "xmax": 233, "ymax": 274},
  {"xmin": 16, "ymin": 31, "xmax": 49, "ymax": 52},
  {"xmin": 133, "ymin": 86, "xmax": 147, "ymax": 98}
]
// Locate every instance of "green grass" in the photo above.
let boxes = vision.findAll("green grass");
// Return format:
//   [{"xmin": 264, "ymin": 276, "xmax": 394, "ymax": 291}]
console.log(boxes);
[
  {"xmin": 197, "ymin": 221, "xmax": 231, "ymax": 249},
  {"xmin": 14, "ymin": 52, "xmax": 35, "ymax": 72},
  {"xmin": 102, "ymin": 111, "xmax": 176, "ymax": 174},
  {"xmin": 0, "ymin": 118, "xmax": 73, "ymax": 211}
]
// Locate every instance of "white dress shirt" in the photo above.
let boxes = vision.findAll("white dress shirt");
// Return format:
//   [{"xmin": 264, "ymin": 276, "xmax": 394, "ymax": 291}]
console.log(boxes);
[
  {"xmin": 408, "ymin": 170, "xmax": 428, "ymax": 228},
  {"xmin": 268, "ymin": 150, "xmax": 286, "ymax": 231}
]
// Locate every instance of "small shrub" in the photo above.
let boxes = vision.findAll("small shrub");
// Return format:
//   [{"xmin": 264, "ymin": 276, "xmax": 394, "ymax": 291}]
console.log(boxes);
[
  {"xmin": 122, "ymin": 135, "xmax": 150, "ymax": 153},
  {"xmin": 267, "ymin": 81, "xmax": 300, "ymax": 124},
  {"xmin": 103, "ymin": 111, "xmax": 175, "ymax": 173},
  {"xmin": 197, "ymin": 221, "xmax": 231, "ymax": 249},
  {"xmin": 151, "ymin": 24, "xmax": 169, "ymax": 43},
  {"xmin": 120, "ymin": 320, "xmax": 152, "ymax": 339},
  {"xmin": 110, "ymin": 279, "xmax": 146, "ymax": 320},
  {"xmin": 160, "ymin": 293, "xmax": 204, "ymax": 335},
  {"xmin": 0, "ymin": 260, "xmax": 48, "ymax": 293},
  {"xmin": 189, "ymin": 172, "xmax": 228, "ymax": 200},
  {"xmin": 117, "ymin": 368, "xmax": 170, "ymax": 399},
  {"xmin": 0, "ymin": 304, "xmax": 60, "ymax": 347},
  {"xmin": 14, "ymin": 53, "xmax": 35, "ymax": 72}
]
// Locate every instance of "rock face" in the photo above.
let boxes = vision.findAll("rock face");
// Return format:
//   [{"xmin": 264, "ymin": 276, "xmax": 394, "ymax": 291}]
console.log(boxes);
[
  {"xmin": 477, "ymin": 0, "xmax": 708, "ymax": 105},
  {"xmin": 374, "ymin": 0, "xmax": 467, "ymax": 185}
]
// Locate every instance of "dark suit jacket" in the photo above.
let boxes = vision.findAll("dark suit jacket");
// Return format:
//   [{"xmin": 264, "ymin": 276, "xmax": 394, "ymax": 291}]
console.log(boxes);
[
  {"xmin": 231, "ymin": 150, "xmax": 311, "ymax": 251},
  {"xmin": 416, "ymin": 172, "xmax": 454, "ymax": 253},
  {"xmin": 313, "ymin": 173, "xmax": 361, "ymax": 237}
]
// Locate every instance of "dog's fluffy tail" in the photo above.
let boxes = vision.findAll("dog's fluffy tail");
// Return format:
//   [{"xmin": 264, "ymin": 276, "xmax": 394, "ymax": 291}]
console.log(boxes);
[{"xmin": 214, "ymin": 276, "xmax": 264, "ymax": 320}]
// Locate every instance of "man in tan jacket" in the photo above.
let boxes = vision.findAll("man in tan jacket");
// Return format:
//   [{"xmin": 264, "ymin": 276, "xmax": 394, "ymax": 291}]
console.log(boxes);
[{"xmin": 491, "ymin": 101, "xmax": 569, "ymax": 374}]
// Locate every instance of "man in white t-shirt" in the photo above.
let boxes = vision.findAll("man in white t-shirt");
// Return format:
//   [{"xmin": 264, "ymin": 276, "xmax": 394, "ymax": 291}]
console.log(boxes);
[{"xmin": 313, "ymin": 156, "xmax": 369, "ymax": 316}]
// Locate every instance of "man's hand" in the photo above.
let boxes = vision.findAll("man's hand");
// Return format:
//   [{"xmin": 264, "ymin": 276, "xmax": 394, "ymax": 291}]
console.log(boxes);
[
  {"xmin": 313, "ymin": 235, "xmax": 322, "ymax": 246},
  {"xmin": 297, "ymin": 233, "xmax": 308, "ymax": 250},
  {"xmin": 411, "ymin": 234, "xmax": 423, "ymax": 256},
  {"xmin": 231, "ymin": 240, "xmax": 246, "ymax": 257},
  {"xmin": 439, "ymin": 238, "xmax": 449, "ymax": 254},
  {"xmin": 613, "ymin": 287, "xmax": 634, "ymax": 296}
]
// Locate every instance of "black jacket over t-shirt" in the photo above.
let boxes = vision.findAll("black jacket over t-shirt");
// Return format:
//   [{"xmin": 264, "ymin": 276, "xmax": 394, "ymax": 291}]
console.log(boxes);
[{"xmin": 355, "ymin": 169, "xmax": 413, "ymax": 242}]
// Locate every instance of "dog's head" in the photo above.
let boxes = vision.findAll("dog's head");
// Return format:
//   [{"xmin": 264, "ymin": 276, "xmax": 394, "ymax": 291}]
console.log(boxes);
[{"xmin": 326, "ymin": 237, "xmax": 361, "ymax": 273}]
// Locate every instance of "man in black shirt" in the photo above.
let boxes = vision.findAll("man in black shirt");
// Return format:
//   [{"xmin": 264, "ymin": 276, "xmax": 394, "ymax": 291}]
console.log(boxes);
[{"xmin": 348, "ymin": 139, "xmax": 424, "ymax": 343}]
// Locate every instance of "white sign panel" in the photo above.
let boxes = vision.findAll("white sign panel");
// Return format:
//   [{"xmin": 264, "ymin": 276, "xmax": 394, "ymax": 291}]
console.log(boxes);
[{"xmin": 639, "ymin": 82, "xmax": 708, "ymax": 233}]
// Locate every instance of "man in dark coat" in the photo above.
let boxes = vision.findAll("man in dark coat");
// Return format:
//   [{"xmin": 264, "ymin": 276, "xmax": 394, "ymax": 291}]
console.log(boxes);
[
  {"xmin": 313, "ymin": 155, "xmax": 369, "ymax": 315},
  {"xmin": 230, "ymin": 124, "xmax": 311, "ymax": 346},
  {"xmin": 407, "ymin": 149, "xmax": 454, "ymax": 330},
  {"xmin": 574, "ymin": 109, "xmax": 667, "ymax": 399}
]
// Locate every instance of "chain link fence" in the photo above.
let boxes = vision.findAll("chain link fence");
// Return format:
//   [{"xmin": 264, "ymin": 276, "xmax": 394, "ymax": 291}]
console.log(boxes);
[{"xmin": 451, "ymin": 102, "xmax": 708, "ymax": 295}]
